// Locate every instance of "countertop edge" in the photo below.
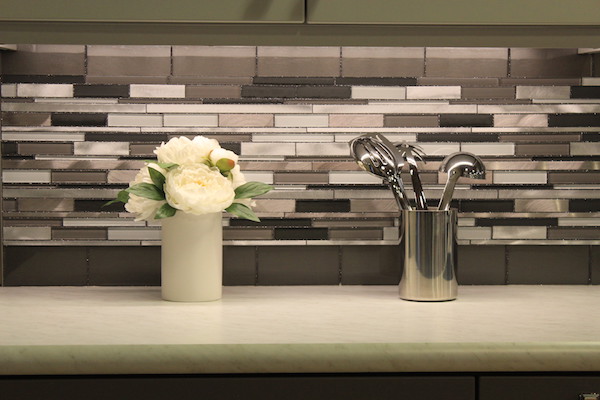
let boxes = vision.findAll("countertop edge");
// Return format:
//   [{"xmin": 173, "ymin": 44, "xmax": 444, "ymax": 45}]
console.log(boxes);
[{"xmin": 2, "ymin": 342, "xmax": 600, "ymax": 375}]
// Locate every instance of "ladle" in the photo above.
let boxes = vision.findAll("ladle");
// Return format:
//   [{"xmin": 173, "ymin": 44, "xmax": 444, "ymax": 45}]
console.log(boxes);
[
  {"xmin": 438, "ymin": 152, "xmax": 486, "ymax": 211},
  {"xmin": 350, "ymin": 137, "xmax": 411, "ymax": 210}
]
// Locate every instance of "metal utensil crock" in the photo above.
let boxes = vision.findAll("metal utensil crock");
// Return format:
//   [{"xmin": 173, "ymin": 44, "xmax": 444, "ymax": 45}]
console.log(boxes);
[{"xmin": 399, "ymin": 209, "xmax": 458, "ymax": 301}]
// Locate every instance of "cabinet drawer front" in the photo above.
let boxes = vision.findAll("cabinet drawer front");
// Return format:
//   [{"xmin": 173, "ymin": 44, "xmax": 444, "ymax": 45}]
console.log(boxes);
[
  {"xmin": 307, "ymin": 0, "xmax": 600, "ymax": 25},
  {"xmin": 480, "ymin": 376, "xmax": 600, "ymax": 400},
  {"xmin": 0, "ymin": 0, "xmax": 305, "ymax": 23}
]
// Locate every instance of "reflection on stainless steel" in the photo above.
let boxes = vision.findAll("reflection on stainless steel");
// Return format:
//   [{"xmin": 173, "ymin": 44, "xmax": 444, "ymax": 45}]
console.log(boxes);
[
  {"xmin": 399, "ymin": 209, "xmax": 458, "ymax": 302},
  {"xmin": 438, "ymin": 152, "xmax": 486, "ymax": 211},
  {"xmin": 397, "ymin": 142, "xmax": 428, "ymax": 210},
  {"xmin": 350, "ymin": 136, "xmax": 411, "ymax": 210}
]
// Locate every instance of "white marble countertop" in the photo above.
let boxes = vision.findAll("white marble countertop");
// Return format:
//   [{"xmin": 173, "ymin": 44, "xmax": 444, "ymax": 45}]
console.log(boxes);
[{"xmin": 1, "ymin": 285, "xmax": 599, "ymax": 375}]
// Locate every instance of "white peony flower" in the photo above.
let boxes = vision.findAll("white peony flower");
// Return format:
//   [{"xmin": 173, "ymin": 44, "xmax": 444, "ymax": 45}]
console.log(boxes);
[
  {"xmin": 165, "ymin": 163, "xmax": 235, "ymax": 215},
  {"xmin": 209, "ymin": 147, "xmax": 239, "ymax": 165},
  {"xmin": 125, "ymin": 163, "xmax": 167, "ymax": 221},
  {"xmin": 229, "ymin": 164, "xmax": 247, "ymax": 189},
  {"xmin": 154, "ymin": 136, "xmax": 220, "ymax": 165}
]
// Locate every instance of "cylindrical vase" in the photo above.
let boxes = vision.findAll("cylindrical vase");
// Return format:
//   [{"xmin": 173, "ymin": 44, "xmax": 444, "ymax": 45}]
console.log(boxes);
[
  {"xmin": 399, "ymin": 209, "xmax": 458, "ymax": 302},
  {"xmin": 161, "ymin": 211, "xmax": 223, "ymax": 302}
]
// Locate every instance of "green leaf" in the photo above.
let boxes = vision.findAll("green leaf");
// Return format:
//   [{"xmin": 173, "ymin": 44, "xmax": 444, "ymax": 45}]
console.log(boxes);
[
  {"xmin": 234, "ymin": 182, "xmax": 273, "ymax": 200},
  {"xmin": 142, "ymin": 160, "xmax": 179, "ymax": 170},
  {"xmin": 225, "ymin": 202, "xmax": 260, "ymax": 222},
  {"xmin": 148, "ymin": 166, "xmax": 166, "ymax": 189},
  {"xmin": 127, "ymin": 183, "xmax": 165, "ymax": 201},
  {"xmin": 102, "ymin": 190, "xmax": 129, "ymax": 208},
  {"xmin": 154, "ymin": 203, "xmax": 177, "ymax": 219}
]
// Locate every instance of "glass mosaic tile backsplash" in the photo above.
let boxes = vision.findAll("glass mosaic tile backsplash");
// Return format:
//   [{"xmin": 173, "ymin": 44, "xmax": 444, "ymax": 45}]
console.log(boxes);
[{"xmin": 1, "ymin": 45, "xmax": 599, "ymax": 285}]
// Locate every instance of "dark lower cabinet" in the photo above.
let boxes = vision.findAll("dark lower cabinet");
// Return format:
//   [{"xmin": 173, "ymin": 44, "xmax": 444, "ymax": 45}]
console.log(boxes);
[
  {"xmin": 480, "ymin": 376, "xmax": 600, "ymax": 400},
  {"xmin": 0, "ymin": 374, "xmax": 474, "ymax": 400}
]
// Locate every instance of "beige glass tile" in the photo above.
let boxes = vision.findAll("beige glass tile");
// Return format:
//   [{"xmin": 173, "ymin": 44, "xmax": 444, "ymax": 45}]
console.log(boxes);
[
  {"xmin": 494, "ymin": 114, "xmax": 548, "ymax": 127},
  {"xmin": 219, "ymin": 114, "xmax": 274, "ymax": 127},
  {"xmin": 510, "ymin": 48, "xmax": 589, "ymax": 78},
  {"xmin": 329, "ymin": 114, "xmax": 384, "ymax": 127},
  {"xmin": 18, "ymin": 198, "xmax": 74, "ymax": 212},
  {"xmin": 186, "ymin": 85, "xmax": 242, "ymax": 99},
  {"xmin": 515, "ymin": 199, "xmax": 568, "ymax": 212}
]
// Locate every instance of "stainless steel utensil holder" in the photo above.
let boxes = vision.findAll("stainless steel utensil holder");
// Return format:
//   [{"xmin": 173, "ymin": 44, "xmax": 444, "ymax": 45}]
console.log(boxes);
[{"xmin": 399, "ymin": 209, "xmax": 458, "ymax": 302}]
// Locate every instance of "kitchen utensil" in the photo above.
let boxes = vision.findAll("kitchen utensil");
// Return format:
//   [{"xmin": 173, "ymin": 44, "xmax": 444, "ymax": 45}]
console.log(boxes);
[
  {"xmin": 397, "ymin": 142, "xmax": 428, "ymax": 210},
  {"xmin": 438, "ymin": 152, "xmax": 486, "ymax": 211},
  {"xmin": 350, "ymin": 137, "xmax": 411, "ymax": 210}
]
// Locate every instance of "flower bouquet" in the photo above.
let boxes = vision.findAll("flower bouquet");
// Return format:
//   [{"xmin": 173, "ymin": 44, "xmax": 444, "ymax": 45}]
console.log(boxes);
[
  {"xmin": 106, "ymin": 135, "xmax": 272, "ymax": 222},
  {"xmin": 106, "ymin": 135, "xmax": 272, "ymax": 302}
]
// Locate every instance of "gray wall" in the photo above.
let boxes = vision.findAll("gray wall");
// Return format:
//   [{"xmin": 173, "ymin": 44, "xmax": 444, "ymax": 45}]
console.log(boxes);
[{"xmin": 1, "ymin": 46, "xmax": 599, "ymax": 285}]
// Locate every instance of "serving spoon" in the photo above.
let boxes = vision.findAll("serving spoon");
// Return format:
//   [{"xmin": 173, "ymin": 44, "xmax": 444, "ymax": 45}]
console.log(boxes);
[
  {"xmin": 350, "ymin": 136, "xmax": 412, "ymax": 210},
  {"xmin": 438, "ymin": 152, "xmax": 486, "ymax": 211},
  {"xmin": 397, "ymin": 142, "xmax": 428, "ymax": 210}
]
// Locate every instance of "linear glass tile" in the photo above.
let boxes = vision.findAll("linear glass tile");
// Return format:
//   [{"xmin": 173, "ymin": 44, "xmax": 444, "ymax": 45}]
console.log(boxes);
[
  {"xmin": 274, "ymin": 114, "xmax": 329, "ymax": 128},
  {"xmin": 461, "ymin": 142, "xmax": 515, "ymax": 155},
  {"xmin": 351, "ymin": 86, "xmax": 406, "ymax": 100},
  {"xmin": 219, "ymin": 114, "xmax": 273, "ymax": 127},
  {"xmin": 296, "ymin": 143, "xmax": 350, "ymax": 156},
  {"xmin": 493, "ymin": 171, "xmax": 547, "ymax": 184},
  {"xmin": 130, "ymin": 84, "xmax": 186, "ymax": 98},
  {"xmin": 163, "ymin": 114, "xmax": 219, "ymax": 127},
  {"xmin": 52, "ymin": 113, "xmax": 107, "ymax": 126},
  {"xmin": 515, "ymin": 86, "xmax": 571, "ymax": 99},
  {"xmin": 458, "ymin": 227, "xmax": 492, "ymax": 240},
  {"xmin": 107, "ymin": 228, "xmax": 161, "ymax": 240},
  {"xmin": 406, "ymin": 86, "xmax": 461, "ymax": 99},
  {"xmin": 515, "ymin": 199, "xmax": 568, "ymax": 213},
  {"xmin": 74, "ymin": 84, "xmax": 130, "ymax": 98},
  {"xmin": 17, "ymin": 84, "xmax": 73, "ymax": 98},
  {"xmin": 493, "ymin": 226, "xmax": 547, "ymax": 239},
  {"xmin": 3, "ymin": 227, "xmax": 52, "ymax": 240},
  {"xmin": 107, "ymin": 114, "xmax": 162, "ymax": 127},
  {"xmin": 571, "ymin": 142, "xmax": 600, "ymax": 155},
  {"xmin": 494, "ymin": 114, "xmax": 548, "ymax": 127},
  {"xmin": 147, "ymin": 104, "xmax": 312, "ymax": 114},
  {"xmin": 2, "ymin": 132, "xmax": 85, "ymax": 142},
  {"xmin": 2, "ymin": 170, "xmax": 52, "ymax": 183},
  {"xmin": 1, "ymin": 83, "xmax": 18, "ymax": 97},
  {"xmin": 74, "ymin": 142, "xmax": 129, "ymax": 156}
]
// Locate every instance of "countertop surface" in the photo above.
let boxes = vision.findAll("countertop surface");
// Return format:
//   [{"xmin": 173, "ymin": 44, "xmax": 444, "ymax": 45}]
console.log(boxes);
[{"xmin": 1, "ymin": 285, "xmax": 599, "ymax": 375}]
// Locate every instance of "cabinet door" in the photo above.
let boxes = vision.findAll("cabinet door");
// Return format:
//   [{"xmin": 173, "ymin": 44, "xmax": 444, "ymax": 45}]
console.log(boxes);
[
  {"xmin": 307, "ymin": 0, "xmax": 600, "ymax": 25},
  {"xmin": 0, "ymin": 0, "xmax": 304, "ymax": 23},
  {"xmin": 480, "ymin": 376, "xmax": 600, "ymax": 400},
  {"xmin": 0, "ymin": 375, "xmax": 475, "ymax": 400}
]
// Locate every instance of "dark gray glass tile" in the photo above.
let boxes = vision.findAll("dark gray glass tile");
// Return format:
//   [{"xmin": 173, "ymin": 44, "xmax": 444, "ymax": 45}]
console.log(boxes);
[
  {"xmin": 254, "ymin": 77, "xmax": 335, "ymax": 85},
  {"xmin": 229, "ymin": 218, "xmax": 312, "ymax": 227},
  {"xmin": 548, "ymin": 227, "xmax": 600, "ymax": 240},
  {"xmin": 460, "ymin": 200, "xmax": 514, "ymax": 213},
  {"xmin": 507, "ymin": 245, "xmax": 589, "ymax": 284},
  {"xmin": 2, "ymin": 47, "xmax": 85, "ymax": 75},
  {"xmin": 1, "ymin": 75, "xmax": 86, "ymax": 84},
  {"xmin": 223, "ymin": 228, "xmax": 273, "ymax": 241},
  {"xmin": 439, "ymin": 114, "xmax": 493, "ymax": 127},
  {"xmin": 515, "ymin": 144, "xmax": 570, "ymax": 156},
  {"xmin": 336, "ymin": 77, "xmax": 418, "ymax": 86},
  {"xmin": 85, "ymin": 133, "xmax": 169, "ymax": 142},
  {"xmin": 2, "ymin": 142, "xmax": 18, "ymax": 156},
  {"xmin": 75, "ymin": 200, "xmax": 125, "ymax": 212},
  {"xmin": 52, "ymin": 228, "xmax": 107, "ymax": 240},
  {"xmin": 582, "ymin": 133, "xmax": 600, "ymax": 142},
  {"xmin": 297, "ymin": 86, "xmax": 351, "ymax": 99},
  {"xmin": 296, "ymin": 200, "xmax": 350, "ymax": 213},
  {"xmin": 52, "ymin": 171, "xmax": 106, "ymax": 183},
  {"xmin": 384, "ymin": 115, "xmax": 439, "ymax": 128},
  {"xmin": 476, "ymin": 218, "xmax": 557, "ymax": 227},
  {"xmin": 18, "ymin": 143, "xmax": 73, "ymax": 156},
  {"xmin": 549, "ymin": 172, "xmax": 600, "ymax": 184},
  {"xmin": 591, "ymin": 246, "xmax": 600, "ymax": 285},
  {"xmin": 88, "ymin": 246, "xmax": 161, "ymax": 286},
  {"xmin": 457, "ymin": 245, "xmax": 506, "ymax": 285},
  {"xmin": 4, "ymin": 246, "xmax": 88, "ymax": 286},
  {"xmin": 499, "ymin": 133, "xmax": 580, "ymax": 143},
  {"xmin": 274, "ymin": 228, "xmax": 328, "ymax": 240},
  {"xmin": 2, "ymin": 112, "xmax": 51, "ymax": 126},
  {"xmin": 417, "ymin": 133, "xmax": 499, "ymax": 142},
  {"xmin": 241, "ymin": 86, "xmax": 297, "ymax": 98},
  {"xmin": 341, "ymin": 245, "xmax": 401, "ymax": 284},
  {"xmin": 74, "ymin": 84, "xmax": 130, "ymax": 98},
  {"xmin": 461, "ymin": 87, "xmax": 515, "ymax": 100},
  {"xmin": 51, "ymin": 113, "xmax": 108, "ymax": 126},
  {"xmin": 571, "ymin": 86, "xmax": 600, "ymax": 98},
  {"xmin": 548, "ymin": 114, "xmax": 600, "ymax": 127},
  {"xmin": 223, "ymin": 246, "xmax": 256, "ymax": 285},
  {"xmin": 570, "ymin": 199, "xmax": 600, "ymax": 212},
  {"xmin": 257, "ymin": 246, "xmax": 339, "ymax": 285}
]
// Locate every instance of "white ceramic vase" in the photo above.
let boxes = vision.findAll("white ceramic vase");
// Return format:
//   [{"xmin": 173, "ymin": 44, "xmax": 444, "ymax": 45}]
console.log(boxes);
[{"xmin": 160, "ymin": 211, "xmax": 223, "ymax": 302}]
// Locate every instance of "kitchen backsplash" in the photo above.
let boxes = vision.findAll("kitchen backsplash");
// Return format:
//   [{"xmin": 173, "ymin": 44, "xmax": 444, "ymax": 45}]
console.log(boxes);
[{"xmin": 1, "ymin": 45, "xmax": 599, "ymax": 285}]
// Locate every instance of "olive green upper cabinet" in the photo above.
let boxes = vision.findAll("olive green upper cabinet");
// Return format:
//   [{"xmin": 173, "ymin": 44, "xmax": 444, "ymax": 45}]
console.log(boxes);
[
  {"xmin": 0, "ymin": 0, "xmax": 304, "ymax": 23},
  {"xmin": 306, "ymin": 0, "xmax": 600, "ymax": 25}
]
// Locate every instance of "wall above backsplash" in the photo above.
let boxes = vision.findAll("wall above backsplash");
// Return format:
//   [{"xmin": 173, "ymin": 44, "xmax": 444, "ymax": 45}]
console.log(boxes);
[{"xmin": 1, "ymin": 45, "xmax": 600, "ymax": 286}]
